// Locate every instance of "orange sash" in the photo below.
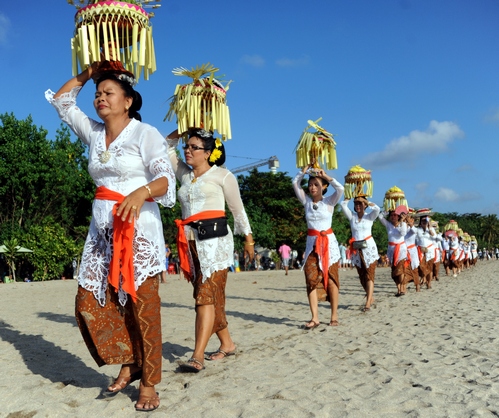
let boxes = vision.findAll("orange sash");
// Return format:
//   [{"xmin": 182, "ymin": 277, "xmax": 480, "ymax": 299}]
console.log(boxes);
[
  {"xmin": 308, "ymin": 228, "xmax": 333, "ymax": 292},
  {"xmin": 389, "ymin": 241, "xmax": 404, "ymax": 266},
  {"xmin": 174, "ymin": 210, "xmax": 225, "ymax": 281},
  {"xmin": 94, "ymin": 185, "xmax": 153, "ymax": 302}
]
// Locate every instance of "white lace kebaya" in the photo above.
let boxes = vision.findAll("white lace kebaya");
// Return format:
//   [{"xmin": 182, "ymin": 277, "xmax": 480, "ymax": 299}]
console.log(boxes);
[
  {"xmin": 167, "ymin": 138, "xmax": 252, "ymax": 282},
  {"xmin": 340, "ymin": 200, "xmax": 380, "ymax": 268},
  {"xmin": 292, "ymin": 171, "xmax": 343, "ymax": 268},
  {"xmin": 45, "ymin": 87, "xmax": 176, "ymax": 306}
]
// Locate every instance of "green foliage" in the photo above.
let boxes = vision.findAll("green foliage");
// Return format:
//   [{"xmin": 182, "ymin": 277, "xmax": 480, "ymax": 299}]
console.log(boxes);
[
  {"xmin": 23, "ymin": 219, "xmax": 80, "ymax": 280},
  {"xmin": 237, "ymin": 169, "xmax": 306, "ymax": 251},
  {"xmin": 0, "ymin": 113, "xmax": 94, "ymax": 280}
]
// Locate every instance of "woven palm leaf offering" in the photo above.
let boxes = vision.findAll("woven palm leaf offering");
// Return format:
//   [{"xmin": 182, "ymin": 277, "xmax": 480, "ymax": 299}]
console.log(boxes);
[
  {"xmin": 443, "ymin": 220, "xmax": 459, "ymax": 232},
  {"xmin": 164, "ymin": 63, "xmax": 232, "ymax": 140},
  {"xmin": 68, "ymin": 0, "xmax": 161, "ymax": 81},
  {"xmin": 294, "ymin": 118, "xmax": 337, "ymax": 176},
  {"xmin": 343, "ymin": 165, "xmax": 373, "ymax": 199},
  {"xmin": 383, "ymin": 186, "xmax": 408, "ymax": 212}
]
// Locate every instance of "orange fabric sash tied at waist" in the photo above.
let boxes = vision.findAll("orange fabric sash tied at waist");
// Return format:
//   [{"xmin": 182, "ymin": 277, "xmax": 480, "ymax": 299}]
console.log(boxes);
[
  {"xmin": 308, "ymin": 228, "xmax": 333, "ymax": 292},
  {"xmin": 95, "ymin": 185, "xmax": 154, "ymax": 302},
  {"xmin": 175, "ymin": 210, "xmax": 226, "ymax": 281},
  {"xmin": 389, "ymin": 241, "xmax": 405, "ymax": 266}
]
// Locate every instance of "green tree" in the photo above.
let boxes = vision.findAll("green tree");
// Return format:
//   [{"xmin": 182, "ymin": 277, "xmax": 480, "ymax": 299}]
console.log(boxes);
[
  {"xmin": 23, "ymin": 220, "xmax": 80, "ymax": 280},
  {"xmin": 0, "ymin": 113, "xmax": 94, "ymax": 280},
  {"xmin": 237, "ymin": 170, "xmax": 306, "ymax": 251}
]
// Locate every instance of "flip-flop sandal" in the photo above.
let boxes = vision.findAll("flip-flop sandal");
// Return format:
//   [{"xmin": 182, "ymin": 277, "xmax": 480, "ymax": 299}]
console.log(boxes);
[
  {"xmin": 304, "ymin": 320, "xmax": 320, "ymax": 330},
  {"xmin": 135, "ymin": 392, "xmax": 160, "ymax": 412},
  {"xmin": 208, "ymin": 348, "xmax": 237, "ymax": 361},
  {"xmin": 328, "ymin": 320, "xmax": 340, "ymax": 326},
  {"xmin": 179, "ymin": 358, "xmax": 205, "ymax": 373},
  {"xmin": 107, "ymin": 369, "xmax": 142, "ymax": 393}
]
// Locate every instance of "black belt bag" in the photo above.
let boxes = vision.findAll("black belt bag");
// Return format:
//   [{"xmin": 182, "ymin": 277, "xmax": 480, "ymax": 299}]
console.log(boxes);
[
  {"xmin": 352, "ymin": 240, "xmax": 367, "ymax": 250},
  {"xmin": 189, "ymin": 217, "xmax": 229, "ymax": 241}
]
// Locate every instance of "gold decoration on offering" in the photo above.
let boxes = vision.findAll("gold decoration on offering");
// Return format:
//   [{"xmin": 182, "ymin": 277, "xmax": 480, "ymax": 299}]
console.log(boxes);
[
  {"xmin": 344, "ymin": 165, "xmax": 373, "ymax": 198},
  {"xmin": 383, "ymin": 186, "xmax": 408, "ymax": 211},
  {"xmin": 68, "ymin": 0, "xmax": 161, "ymax": 82},
  {"xmin": 165, "ymin": 63, "xmax": 232, "ymax": 140},
  {"xmin": 295, "ymin": 118, "xmax": 337, "ymax": 172}
]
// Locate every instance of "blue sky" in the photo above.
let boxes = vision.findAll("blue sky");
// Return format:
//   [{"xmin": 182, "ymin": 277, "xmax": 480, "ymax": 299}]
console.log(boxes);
[{"xmin": 1, "ymin": 0, "xmax": 498, "ymax": 215}]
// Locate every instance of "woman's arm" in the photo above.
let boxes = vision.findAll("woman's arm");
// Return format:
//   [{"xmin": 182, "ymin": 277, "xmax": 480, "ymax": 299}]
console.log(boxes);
[
  {"xmin": 165, "ymin": 129, "xmax": 189, "ymax": 178},
  {"xmin": 340, "ymin": 199, "xmax": 353, "ymax": 221},
  {"xmin": 53, "ymin": 63, "xmax": 97, "ymax": 98},
  {"xmin": 292, "ymin": 168, "xmax": 307, "ymax": 205}
]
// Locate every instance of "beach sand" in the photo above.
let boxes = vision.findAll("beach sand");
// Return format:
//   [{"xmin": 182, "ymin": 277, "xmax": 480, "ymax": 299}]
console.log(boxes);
[{"xmin": 1, "ymin": 260, "xmax": 498, "ymax": 417}]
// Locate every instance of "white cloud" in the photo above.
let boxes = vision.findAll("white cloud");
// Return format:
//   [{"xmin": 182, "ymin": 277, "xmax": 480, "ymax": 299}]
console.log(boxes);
[
  {"xmin": 240, "ymin": 54, "xmax": 265, "ymax": 68},
  {"xmin": 455, "ymin": 164, "xmax": 473, "ymax": 173},
  {"xmin": 434, "ymin": 187, "xmax": 480, "ymax": 202},
  {"xmin": 434, "ymin": 187, "xmax": 459, "ymax": 202},
  {"xmin": 0, "ymin": 13, "xmax": 10, "ymax": 46},
  {"xmin": 275, "ymin": 55, "xmax": 310, "ymax": 68},
  {"xmin": 360, "ymin": 120, "xmax": 465, "ymax": 169},
  {"xmin": 484, "ymin": 108, "xmax": 499, "ymax": 125}
]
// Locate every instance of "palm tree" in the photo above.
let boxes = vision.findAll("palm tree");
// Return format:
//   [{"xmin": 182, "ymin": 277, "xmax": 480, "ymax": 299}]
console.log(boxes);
[
  {"xmin": 2, "ymin": 238, "xmax": 20, "ymax": 282},
  {"xmin": 480, "ymin": 214, "xmax": 499, "ymax": 247}
]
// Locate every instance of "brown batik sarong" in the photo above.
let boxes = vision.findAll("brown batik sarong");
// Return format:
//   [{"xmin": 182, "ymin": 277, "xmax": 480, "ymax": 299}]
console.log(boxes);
[
  {"xmin": 75, "ymin": 276, "xmax": 162, "ymax": 386},
  {"xmin": 391, "ymin": 259, "xmax": 406, "ymax": 283},
  {"xmin": 304, "ymin": 250, "xmax": 340, "ymax": 302},
  {"xmin": 418, "ymin": 256, "xmax": 433, "ymax": 278},
  {"xmin": 189, "ymin": 240, "xmax": 229, "ymax": 335},
  {"xmin": 432, "ymin": 261, "xmax": 440, "ymax": 277},
  {"xmin": 356, "ymin": 250, "xmax": 376, "ymax": 291},
  {"xmin": 403, "ymin": 266, "xmax": 420, "ymax": 287}
]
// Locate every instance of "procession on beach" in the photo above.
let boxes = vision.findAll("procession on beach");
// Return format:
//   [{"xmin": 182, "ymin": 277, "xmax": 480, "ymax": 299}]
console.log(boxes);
[{"xmin": 34, "ymin": 1, "xmax": 491, "ymax": 414}]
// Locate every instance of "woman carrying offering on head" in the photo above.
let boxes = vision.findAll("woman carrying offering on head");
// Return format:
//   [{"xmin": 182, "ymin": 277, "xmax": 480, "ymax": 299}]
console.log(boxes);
[
  {"xmin": 45, "ymin": 62, "xmax": 176, "ymax": 412},
  {"xmin": 292, "ymin": 164, "xmax": 344, "ymax": 329},
  {"xmin": 167, "ymin": 128, "xmax": 254, "ymax": 372},
  {"xmin": 403, "ymin": 212, "xmax": 421, "ymax": 292},
  {"xmin": 340, "ymin": 195, "xmax": 380, "ymax": 312},
  {"xmin": 415, "ymin": 213, "xmax": 436, "ymax": 289},
  {"xmin": 378, "ymin": 207, "xmax": 408, "ymax": 296}
]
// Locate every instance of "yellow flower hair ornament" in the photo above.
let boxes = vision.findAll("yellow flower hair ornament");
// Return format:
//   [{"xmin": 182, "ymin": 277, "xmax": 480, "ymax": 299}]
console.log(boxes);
[{"xmin": 209, "ymin": 139, "xmax": 223, "ymax": 163}]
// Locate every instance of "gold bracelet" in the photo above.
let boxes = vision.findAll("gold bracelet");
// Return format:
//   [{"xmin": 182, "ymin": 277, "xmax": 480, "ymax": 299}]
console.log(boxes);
[
  {"xmin": 245, "ymin": 242, "xmax": 255, "ymax": 246},
  {"xmin": 144, "ymin": 185, "xmax": 152, "ymax": 197}
]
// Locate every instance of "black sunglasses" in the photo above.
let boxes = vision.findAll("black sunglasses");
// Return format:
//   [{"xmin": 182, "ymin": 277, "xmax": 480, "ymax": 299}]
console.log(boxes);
[{"xmin": 182, "ymin": 144, "xmax": 206, "ymax": 151}]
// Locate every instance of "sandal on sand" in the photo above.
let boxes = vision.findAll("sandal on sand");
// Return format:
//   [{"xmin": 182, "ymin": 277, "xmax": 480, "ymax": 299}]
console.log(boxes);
[
  {"xmin": 363, "ymin": 307, "xmax": 370, "ymax": 312},
  {"xmin": 329, "ymin": 320, "xmax": 339, "ymax": 326},
  {"xmin": 208, "ymin": 348, "xmax": 237, "ymax": 361},
  {"xmin": 135, "ymin": 393, "xmax": 160, "ymax": 412},
  {"xmin": 304, "ymin": 320, "xmax": 320, "ymax": 330},
  {"xmin": 107, "ymin": 369, "xmax": 142, "ymax": 393},
  {"xmin": 179, "ymin": 358, "xmax": 205, "ymax": 373}
]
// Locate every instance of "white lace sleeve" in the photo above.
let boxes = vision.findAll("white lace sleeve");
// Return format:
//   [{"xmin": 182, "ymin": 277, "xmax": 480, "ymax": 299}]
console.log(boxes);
[
  {"xmin": 139, "ymin": 127, "xmax": 176, "ymax": 207},
  {"xmin": 366, "ymin": 203, "xmax": 381, "ymax": 221},
  {"xmin": 324, "ymin": 177, "xmax": 344, "ymax": 206},
  {"xmin": 223, "ymin": 172, "xmax": 252, "ymax": 235},
  {"xmin": 292, "ymin": 171, "xmax": 307, "ymax": 205},
  {"xmin": 166, "ymin": 137, "xmax": 191, "ymax": 180},
  {"xmin": 45, "ymin": 86, "xmax": 98, "ymax": 146},
  {"xmin": 340, "ymin": 200, "xmax": 353, "ymax": 221}
]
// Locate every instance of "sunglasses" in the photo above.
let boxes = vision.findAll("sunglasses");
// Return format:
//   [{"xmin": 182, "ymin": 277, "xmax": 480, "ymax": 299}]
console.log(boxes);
[{"xmin": 182, "ymin": 144, "xmax": 206, "ymax": 151}]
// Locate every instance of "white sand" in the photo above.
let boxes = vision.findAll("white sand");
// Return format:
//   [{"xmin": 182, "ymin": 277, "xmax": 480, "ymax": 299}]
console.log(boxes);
[{"xmin": 1, "ymin": 261, "xmax": 498, "ymax": 417}]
